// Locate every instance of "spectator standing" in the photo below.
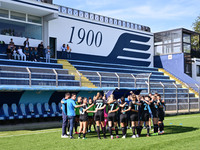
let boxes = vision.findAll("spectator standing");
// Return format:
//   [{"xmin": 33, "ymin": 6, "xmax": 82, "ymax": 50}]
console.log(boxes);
[
  {"xmin": 24, "ymin": 38, "xmax": 29, "ymax": 49},
  {"xmin": 18, "ymin": 46, "xmax": 26, "ymax": 61},
  {"xmin": 69, "ymin": 48, "xmax": 72, "ymax": 59},
  {"xmin": 45, "ymin": 46, "xmax": 51, "ymax": 63},
  {"xmin": 24, "ymin": 47, "xmax": 30, "ymax": 61},
  {"xmin": 6, "ymin": 45, "xmax": 12, "ymax": 59},
  {"xmin": 37, "ymin": 42, "xmax": 44, "ymax": 58},
  {"xmin": 9, "ymin": 38, "xmax": 15, "ymax": 49},
  {"xmin": 66, "ymin": 44, "xmax": 70, "ymax": 59},
  {"xmin": 61, "ymin": 44, "xmax": 67, "ymax": 59}
]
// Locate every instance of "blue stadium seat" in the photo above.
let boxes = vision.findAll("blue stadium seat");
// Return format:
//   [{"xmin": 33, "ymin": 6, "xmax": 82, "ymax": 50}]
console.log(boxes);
[
  {"xmin": 43, "ymin": 103, "xmax": 52, "ymax": 117},
  {"xmin": 11, "ymin": 103, "xmax": 23, "ymax": 119},
  {"xmin": 51, "ymin": 102, "xmax": 61, "ymax": 117},
  {"xmin": 2, "ymin": 104, "xmax": 14, "ymax": 120},
  {"xmin": 19, "ymin": 103, "xmax": 31, "ymax": 119},
  {"xmin": 0, "ymin": 105, "xmax": 6, "ymax": 120},
  {"xmin": 36, "ymin": 103, "xmax": 48, "ymax": 118},
  {"xmin": 28, "ymin": 103, "xmax": 39, "ymax": 118}
]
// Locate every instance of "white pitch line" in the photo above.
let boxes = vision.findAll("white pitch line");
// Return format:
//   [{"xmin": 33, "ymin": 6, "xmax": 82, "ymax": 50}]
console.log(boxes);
[{"xmin": 0, "ymin": 129, "xmax": 61, "ymax": 138}]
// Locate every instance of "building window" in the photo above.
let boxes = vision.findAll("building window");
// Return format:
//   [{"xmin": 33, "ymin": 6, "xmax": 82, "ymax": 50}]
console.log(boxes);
[
  {"xmin": 171, "ymin": 30, "xmax": 181, "ymax": 43},
  {"xmin": 197, "ymin": 65, "xmax": 200, "ymax": 76},
  {"xmin": 155, "ymin": 45, "xmax": 162, "ymax": 55},
  {"xmin": 185, "ymin": 63, "xmax": 190, "ymax": 74},
  {"xmin": 0, "ymin": 19, "xmax": 42, "ymax": 40},
  {"xmin": 173, "ymin": 43, "xmax": 181, "ymax": 53},
  {"xmin": 0, "ymin": 9, "xmax": 9, "ymax": 18},
  {"xmin": 163, "ymin": 44, "xmax": 172, "ymax": 54},
  {"xmin": 10, "ymin": 11, "xmax": 26, "ymax": 21},
  {"xmin": 28, "ymin": 15, "xmax": 42, "ymax": 24},
  {"xmin": 183, "ymin": 33, "xmax": 191, "ymax": 43},
  {"xmin": 183, "ymin": 43, "xmax": 191, "ymax": 53}
]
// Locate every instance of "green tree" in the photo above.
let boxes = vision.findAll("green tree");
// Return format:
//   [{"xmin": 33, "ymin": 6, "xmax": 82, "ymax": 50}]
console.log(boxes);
[{"xmin": 192, "ymin": 15, "xmax": 200, "ymax": 50}]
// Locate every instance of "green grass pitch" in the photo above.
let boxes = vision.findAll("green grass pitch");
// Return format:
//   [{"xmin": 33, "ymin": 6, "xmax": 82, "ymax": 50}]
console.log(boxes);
[{"xmin": 0, "ymin": 113, "xmax": 200, "ymax": 150}]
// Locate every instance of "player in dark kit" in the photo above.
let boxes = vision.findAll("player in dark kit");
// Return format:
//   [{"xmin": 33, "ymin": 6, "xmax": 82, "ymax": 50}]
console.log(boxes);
[
  {"xmin": 119, "ymin": 96, "xmax": 130, "ymax": 139},
  {"xmin": 107, "ymin": 94, "xmax": 120, "ymax": 139},
  {"xmin": 87, "ymin": 93, "xmax": 107, "ymax": 139},
  {"xmin": 78, "ymin": 97, "xmax": 88, "ymax": 139},
  {"xmin": 139, "ymin": 95, "xmax": 151, "ymax": 137},
  {"xmin": 75, "ymin": 96, "xmax": 82, "ymax": 134},
  {"xmin": 127, "ymin": 94, "xmax": 140, "ymax": 138},
  {"xmin": 87, "ymin": 97, "xmax": 96, "ymax": 133},
  {"xmin": 157, "ymin": 94, "xmax": 165, "ymax": 134},
  {"xmin": 149, "ymin": 95, "xmax": 159, "ymax": 136}
]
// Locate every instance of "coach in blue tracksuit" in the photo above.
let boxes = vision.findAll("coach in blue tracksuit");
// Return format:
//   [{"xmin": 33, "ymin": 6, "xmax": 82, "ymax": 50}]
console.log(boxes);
[
  {"xmin": 62, "ymin": 93, "xmax": 84, "ymax": 139},
  {"xmin": 61, "ymin": 93, "xmax": 71, "ymax": 138}
]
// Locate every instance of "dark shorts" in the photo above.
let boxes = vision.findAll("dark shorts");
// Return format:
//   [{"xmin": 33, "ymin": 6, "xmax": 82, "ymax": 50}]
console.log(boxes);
[
  {"xmin": 108, "ymin": 113, "xmax": 118, "ymax": 122},
  {"xmin": 94, "ymin": 111, "xmax": 104, "ymax": 122},
  {"xmin": 152, "ymin": 110, "xmax": 159, "ymax": 118},
  {"xmin": 79, "ymin": 115, "xmax": 88, "ymax": 122},
  {"xmin": 141, "ymin": 111, "xmax": 149, "ymax": 121},
  {"xmin": 158, "ymin": 110, "xmax": 165, "ymax": 121},
  {"xmin": 88, "ymin": 116, "xmax": 94, "ymax": 120},
  {"xmin": 120, "ymin": 114, "xmax": 127, "ymax": 123},
  {"xmin": 130, "ymin": 113, "xmax": 138, "ymax": 121},
  {"xmin": 75, "ymin": 115, "xmax": 80, "ymax": 119}
]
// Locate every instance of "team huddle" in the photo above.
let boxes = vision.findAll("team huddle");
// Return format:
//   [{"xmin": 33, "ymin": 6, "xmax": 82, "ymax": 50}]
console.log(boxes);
[{"xmin": 61, "ymin": 92, "xmax": 165, "ymax": 139}]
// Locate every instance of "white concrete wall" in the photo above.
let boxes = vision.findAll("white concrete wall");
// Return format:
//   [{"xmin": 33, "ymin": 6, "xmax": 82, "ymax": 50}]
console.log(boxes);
[
  {"xmin": 48, "ymin": 14, "xmax": 154, "ymax": 67},
  {"xmin": 192, "ymin": 58, "xmax": 200, "ymax": 82}
]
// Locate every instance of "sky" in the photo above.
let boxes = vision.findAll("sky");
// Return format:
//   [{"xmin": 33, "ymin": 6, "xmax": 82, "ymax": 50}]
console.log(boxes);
[{"xmin": 53, "ymin": 0, "xmax": 200, "ymax": 33}]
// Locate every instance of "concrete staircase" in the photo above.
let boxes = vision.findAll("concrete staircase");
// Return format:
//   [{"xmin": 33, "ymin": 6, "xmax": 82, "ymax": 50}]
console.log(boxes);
[{"xmin": 57, "ymin": 59, "xmax": 96, "ymax": 88}]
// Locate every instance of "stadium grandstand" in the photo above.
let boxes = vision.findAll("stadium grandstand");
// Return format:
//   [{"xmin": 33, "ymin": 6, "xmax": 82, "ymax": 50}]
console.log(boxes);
[{"xmin": 0, "ymin": 0, "xmax": 199, "ymax": 124}]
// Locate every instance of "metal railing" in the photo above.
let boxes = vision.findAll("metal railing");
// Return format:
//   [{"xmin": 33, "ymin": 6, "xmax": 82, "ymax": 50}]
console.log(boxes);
[
  {"xmin": 173, "ymin": 82, "xmax": 178, "ymax": 114},
  {"xmin": 53, "ymin": 69, "xmax": 58, "ymax": 87},
  {"xmin": 26, "ymin": 67, "xmax": 31, "ymax": 87},
  {"xmin": 1, "ymin": 65, "xmax": 200, "ymax": 114}
]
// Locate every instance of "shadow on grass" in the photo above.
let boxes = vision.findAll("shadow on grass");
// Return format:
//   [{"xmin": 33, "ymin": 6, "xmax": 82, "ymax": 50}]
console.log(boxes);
[
  {"xmin": 161, "ymin": 125, "xmax": 199, "ymax": 135},
  {"xmin": 136, "ymin": 125, "xmax": 199, "ymax": 137}
]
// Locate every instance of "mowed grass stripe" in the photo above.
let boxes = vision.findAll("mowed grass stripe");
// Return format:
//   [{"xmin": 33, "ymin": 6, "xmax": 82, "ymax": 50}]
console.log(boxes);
[
  {"xmin": 0, "ymin": 113, "xmax": 199, "ymax": 150},
  {"xmin": 0, "ymin": 129, "xmax": 61, "ymax": 138}
]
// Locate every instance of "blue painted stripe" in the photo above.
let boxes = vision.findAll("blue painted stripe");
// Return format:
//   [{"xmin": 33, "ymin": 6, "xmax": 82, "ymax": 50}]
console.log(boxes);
[
  {"xmin": 59, "ymin": 15, "xmax": 153, "ymax": 37},
  {"xmin": 12, "ymin": 0, "xmax": 58, "ymax": 11},
  {"xmin": 19, "ymin": 91, "xmax": 54, "ymax": 104}
]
